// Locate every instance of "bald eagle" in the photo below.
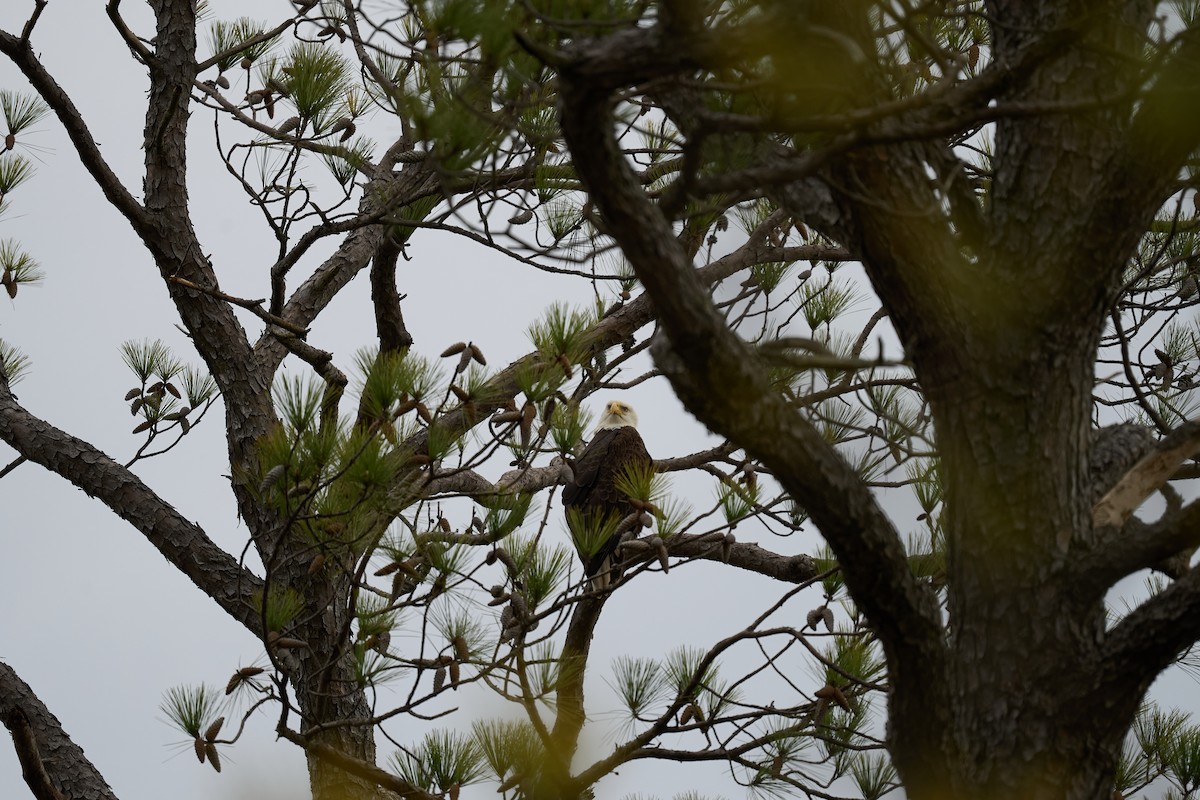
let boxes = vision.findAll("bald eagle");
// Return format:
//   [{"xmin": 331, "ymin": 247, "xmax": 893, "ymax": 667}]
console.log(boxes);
[{"xmin": 563, "ymin": 400, "xmax": 653, "ymax": 591}]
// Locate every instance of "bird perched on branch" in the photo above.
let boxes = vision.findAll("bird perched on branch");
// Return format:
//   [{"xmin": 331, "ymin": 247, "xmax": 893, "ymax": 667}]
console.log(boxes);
[{"xmin": 563, "ymin": 400, "xmax": 653, "ymax": 591}]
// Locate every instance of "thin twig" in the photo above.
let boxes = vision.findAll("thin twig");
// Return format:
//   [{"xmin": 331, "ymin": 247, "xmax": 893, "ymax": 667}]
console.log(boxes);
[{"xmin": 168, "ymin": 275, "xmax": 310, "ymax": 336}]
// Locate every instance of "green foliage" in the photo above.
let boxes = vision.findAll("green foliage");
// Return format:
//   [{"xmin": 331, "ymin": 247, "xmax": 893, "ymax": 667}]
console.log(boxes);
[
  {"xmin": 414, "ymin": 536, "xmax": 466, "ymax": 577},
  {"xmin": 1120, "ymin": 704, "xmax": 1200, "ymax": 794},
  {"xmin": 422, "ymin": 0, "xmax": 519, "ymax": 63},
  {"xmin": 819, "ymin": 701, "xmax": 872, "ymax": 768},
  {"xmin": 527, "ymin": 302, "xmax": 597, "ymax": 369},
  {"xmin": 255, "ymin": 586, "xmax": 306, "ymax": 632},
  {"xmin": 159, "ymin": 684, "xmax": 221, "ymax": 738},
  {"xmin": 662, "ymin": 646, "xmax": 716, "ymax": 703},
  {"xmin": 812, "ymin": 545, "xmax": 843, "ymax": 598},
  {"xmin": 273, "ymin": 373, "xmax": 325, "ymax": 434},
  {"xmin": 540, "ymin": 198, "xmax": 582, "ymax": 241},
  {"xmin": 401, "ymin": 76, "xmax": 503, "ymax": 172},
  {"xmin": 653, "ymin": 497, "xmax": 694, "ymax": 538},
  {"xmin": 1167, "ymin": 725, "xmax": 1200, "ymax": 793},
  {"xmin": 180, "ymin": 366, "xmax": 218, "ymax": 408},
  {"xmin": 550, "ymin": 402, "xmax": 591, "ymax": 453},
  {"xmin": 752, "ymin": 261, "xmax": 793, "ymax": 293},
  {"xmin": 524, "ymin": 641, "xmax": 563, "ymax": 702},
  {"xmin": 0, "ymin": 155, "xmax": 34, "ymax": 195},
  {"xmin": 353, "ymin": 645, "xmax": 393, "ymax": 688},
  {"xmin": 905, "ymin": 460, "xmax": 945, "ymax": 579},
  {"xmin": 849, "ymin": 752, "xmax": 898, "ymax": 800},
  {"xmin": 355, "ymin": 346, "xmax": 440, "ymax": 413},
  {"xmin": 377, "ymin": 529, "xmax": 418, "ymax": 573},
  {"xmin": 905, "ymin": 531, "xmax": 945, "ymax": 583},
  {"xmin": 507, "ymin": 535, "xmax": 571, "ymax": 606},
  {"xmin": 533, "ymin": 163, "xmax": 577, "ymax": 204},
  {"xmin": 329, "ymin": 429, "xmax": 398, "ymax": 500},
  {"xmin": 0, "ymin": 338, "xmax": 30, "ymax": 385},
  {"xmin": 1172, "ymin": 0, "xmax": 1200, "ymax": 31},
  {"xmin": 718, "ymin": 481, "xmax": 757, "ymax": 526},
  {"xmin": 392, "ymin": 730, "xmax": 486, "ymax": 794},
  {"xmin": 747, "ymin": 721, "xmax": 809, "ymax": 794},
  {"xmin": 641, "ymin": 115, "xmax": 680, "ymax": 161},
  {"xmin": 610, "ymin": 656, "xmax": 665, "ymax": 719},
  {"xmin": 908, "ymin": 459, "xmax": 943, "ymax": 516},
  {"xmin": 865, "ymin": 384, "xmax": 923, "ymax": 440},
  {"xmin": 283, "ymin": 42, "xmax": 352, "ymax": 124},
  {"xmin": 121, "ymin": 339, "xmax": 181, "ymax": 384},
  {"xmin": 733, "ymin": 197, "xmax": 774, "ymax": 235},
  {"xmin": 315, "ymin": 0, "xmax": 348, "ymax": 24},
  {"xmin": 0, "ymin": 90, "xmax": 48, "ymax": 134},
  {"xmin": 1115, "ymin": 737, "xmax": 1143, "ymax": 794},
  {"xmin": 472, "ymin": 718, "xmax": 544, "ymax": 782},
  {"xmin": 821, "ymin": 634, "xmax": 885, "ymax": 690},
  {"xmin": 1156, "ymin": 321, "xmax": 1195, "ymax": 367},
  {"xmin": 512, "ymin": 358, "xmax": 560, "ymax": 403},
  {"xmin": 482, "ymin": 492, "xmax": 534, "ymax": 540},
  {"xmin": 814, "ymin": 397, "xmax": 867, "ymax": 445},
  {"xmin": 206, "ymin": 17, "xmax": 279, "ymax": 72},
  {"xmin": 255, "ymin": 373, "xmax": 388, "ymax": 523},
  {"xmin": 433, "ymin": 606, "xmax": 487, "ymax": 660},
  {"xmin": 379, "ymin": 2, "xmax": 531, "ymax": 170},
  {"xmin": 357, "ymin": 595, "xmax": 400, "ymax": 641},
  {"xmin": 613, "ymin": 461, "xmax": 666, "ymax": 505},
  {"xmin": 117, "ymin": 340, "xmax": 207, "ymax": 436},
  {"xmin": 800, "ymin": 277, "xmax": 857, "ymax": 329},
  {"xmin": 321, "ymin": 136, "xmax": 377, "ymax": 188},
  {"xmin": 1135, "ymin": 704, "xmax": 1191, "ymax": 763},
  {"xmin": 565, "ymin": 506, "xmax": 622, "ymax": 560},
  {"xmin": 519, "ymin": 106, "xmax": 560, "ymax": 151},
  {"xmin": 425, "ymin": 419, "xmax": 465, "ymax": 462},
  {"xmin": 363, "ymin": 49, "xmax": 410, "ymax": 114},
  {"xmin": 454, "ymin": 363, "xmax": 494, "ymax": 403},
  {"xmin": 850, "ymin": 447, "xmax": 889, "ymax": 485}
]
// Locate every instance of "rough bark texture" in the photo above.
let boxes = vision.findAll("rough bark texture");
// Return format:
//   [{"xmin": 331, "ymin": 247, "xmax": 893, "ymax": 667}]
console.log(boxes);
[
  {"xmin": 0, "ymin": 664, "xmax": 118, "ymax": 800},
  {"xmin": 554, "ymin": 3, "xmax": 1200, "ymax": 800}
]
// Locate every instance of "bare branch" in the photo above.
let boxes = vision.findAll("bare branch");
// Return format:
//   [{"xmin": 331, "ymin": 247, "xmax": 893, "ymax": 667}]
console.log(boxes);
[
  {"xmin": 1101, "ymin": 565, "xmax": 1200, "ymax": 697},
  {"xmin": 0, "ymin": 662, "xmax": 119, "ymax": 800},
  {"xmin": 0, "ymin": 28, "xmax": 150, "ymax": 236},
  {"xmin": 168, "ymin": 276, "xmax": 309, "ymax": 336},
  {"xmin": 0, "ymin": 375, "xmax": 265, "ymax": 633},
  {"xmin": 1093, "ymin": 419, "xmax": 1200, "ymax": 528}
]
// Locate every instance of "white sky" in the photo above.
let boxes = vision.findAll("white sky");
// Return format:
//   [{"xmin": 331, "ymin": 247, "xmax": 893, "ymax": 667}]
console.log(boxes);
[{"xmin": 1, "ymin": 3, "xmax": 1196, "ymax": 800}]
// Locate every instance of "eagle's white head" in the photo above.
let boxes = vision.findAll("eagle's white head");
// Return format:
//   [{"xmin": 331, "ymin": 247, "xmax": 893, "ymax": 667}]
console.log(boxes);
[{"xmin": 596, "ymin": 400, "xmax": 638, "ymax": 430}]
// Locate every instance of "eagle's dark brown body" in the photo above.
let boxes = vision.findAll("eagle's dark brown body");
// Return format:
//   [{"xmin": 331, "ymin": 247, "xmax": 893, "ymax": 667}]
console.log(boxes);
[{"xmin": 563, "ymin": 424, "xmax": 652, "ymax": 586}]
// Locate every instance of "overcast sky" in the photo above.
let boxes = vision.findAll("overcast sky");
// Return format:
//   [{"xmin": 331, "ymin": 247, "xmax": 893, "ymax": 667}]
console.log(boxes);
[{"xmin": 1, "ymin": 3, "xmax": 1197, "ymax": 800}]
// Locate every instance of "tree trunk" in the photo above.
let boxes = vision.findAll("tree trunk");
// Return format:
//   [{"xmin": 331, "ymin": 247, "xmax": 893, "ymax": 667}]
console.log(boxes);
[
  {"xmin": 293, "ymin": 591, "xmax": 387, "ymax": 800},
  {"xmin": 887, "ymin": 267, "xmax": 1138, "ymax": 800}
]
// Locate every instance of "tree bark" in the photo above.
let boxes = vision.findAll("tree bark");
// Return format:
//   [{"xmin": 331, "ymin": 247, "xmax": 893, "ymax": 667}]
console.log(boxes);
[
  {"xmin": 554, "ymin": 3, "xmax": 1200, "ymax": 799},
  {"xmin": 0, "ymin": 663, "xmax": 119, "ymax": 800}
]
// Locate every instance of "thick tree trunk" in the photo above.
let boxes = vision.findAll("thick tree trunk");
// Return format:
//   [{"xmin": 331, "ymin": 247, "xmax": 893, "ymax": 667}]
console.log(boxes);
[
  {"xmin": 886, "ymin": 265, "xmax": 1138, "ymax": 800},
  {"xmin": 912, "ymin": 345, "xmax": 1128, "ymax": 800},
  {"xmin": 556, "ymin": 3, "xmax": 1178, "ymax": 787},
  {"xmin": 299, "ymin": 683, "xmax": 383, "ymax": 800},
  {"xmin": 291, "ymin": 579, "xmax": 387, "ymax": 800}
]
